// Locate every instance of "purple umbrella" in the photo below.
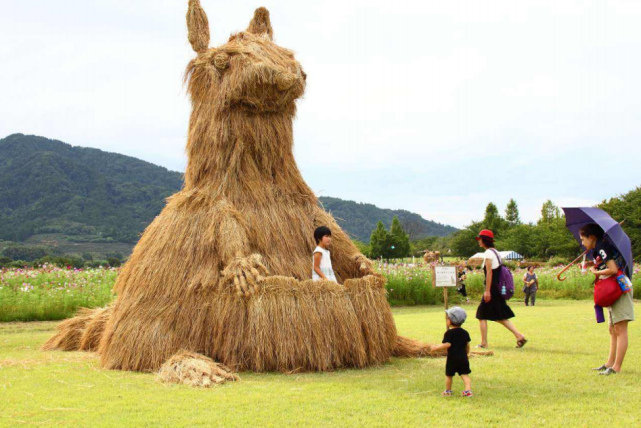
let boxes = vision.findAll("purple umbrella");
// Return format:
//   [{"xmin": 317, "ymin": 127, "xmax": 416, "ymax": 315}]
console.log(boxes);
[{"xmin": 561, "ymin": 207, "xmax": 633, "ymax": 279}]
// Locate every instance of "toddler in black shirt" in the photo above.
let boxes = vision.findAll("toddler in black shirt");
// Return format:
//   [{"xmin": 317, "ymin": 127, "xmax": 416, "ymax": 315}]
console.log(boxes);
[{"xmin": 431, "ymin": 306, "xmax": 472, "ymax": 397}]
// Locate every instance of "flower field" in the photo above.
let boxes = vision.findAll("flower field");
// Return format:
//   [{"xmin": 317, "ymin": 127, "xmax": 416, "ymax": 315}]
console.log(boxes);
[
  {"xmin": 379, "ymin": 261, "xmax": 640, "ymax": 306},
  {"xmin": 0, "ymin": 262, "xmax": 638, "ymax": 321},
  {"xmin": 0, "ymin": 264, "xmax": 117, "ymax": 322}
]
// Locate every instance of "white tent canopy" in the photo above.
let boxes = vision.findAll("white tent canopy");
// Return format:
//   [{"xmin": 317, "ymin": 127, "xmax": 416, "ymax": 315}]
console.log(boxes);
[{"xmin": 469, "ymin": 251, "xmax": 524, "ymax": 261}]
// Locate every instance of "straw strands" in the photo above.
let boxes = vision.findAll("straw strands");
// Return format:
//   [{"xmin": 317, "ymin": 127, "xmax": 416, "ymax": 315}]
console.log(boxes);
[
  {"xmin": 43, "ymin": 3, "xmax": 435, "ymax": 378},
  {"xmin": 157, "ymin": 351, "xmax": 239, "ymax": 387}
]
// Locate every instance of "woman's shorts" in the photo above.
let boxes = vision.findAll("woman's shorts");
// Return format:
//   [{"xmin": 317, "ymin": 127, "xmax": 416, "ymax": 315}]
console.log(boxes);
[{"xmin": 609, "ymin": 288, "xmax": 635, "ymax": 326}]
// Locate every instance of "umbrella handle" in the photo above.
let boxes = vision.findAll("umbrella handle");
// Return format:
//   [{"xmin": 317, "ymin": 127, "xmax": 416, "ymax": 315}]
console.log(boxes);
[{"xmin": 557, "ymin": 249, "xmax": 590, "ymax": 282}]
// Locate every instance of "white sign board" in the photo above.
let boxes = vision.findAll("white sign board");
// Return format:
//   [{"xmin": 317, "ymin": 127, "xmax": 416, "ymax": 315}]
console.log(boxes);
[{"xmin": 433, "ymin": 266, "xmax": 457, "ymax": 287}]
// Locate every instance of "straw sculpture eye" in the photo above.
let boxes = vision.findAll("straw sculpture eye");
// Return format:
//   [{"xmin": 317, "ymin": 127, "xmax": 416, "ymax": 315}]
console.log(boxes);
[{"xmin": 213, "ymin": 52, "xmax": 229, "ymax": 70}]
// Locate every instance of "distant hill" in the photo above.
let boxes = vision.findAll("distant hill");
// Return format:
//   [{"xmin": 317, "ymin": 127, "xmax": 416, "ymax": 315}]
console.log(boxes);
[
  {"xmin": 0, "ymin": 134, "xmax": 457, "ymax": 254},
  {"xmin": 319, "ymin": 197, "xmax": 457, "ymax": 242},
  {"xmin": 0, "ymin": 134, "xmax": 183, "ymax": 244}
]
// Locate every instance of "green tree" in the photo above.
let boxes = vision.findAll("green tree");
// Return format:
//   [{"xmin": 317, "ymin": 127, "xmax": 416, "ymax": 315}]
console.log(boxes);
[
  {"xmin": 1, "ymin": 243, "xmax": 50, "ymax": 262},
  {"xmin": 600, "ymin": 187, "xmax": 641, "ymax": 260},
  {"xmin": 482, "ymin": 202, "xmax": 505, "ymax": 233},
  {"xmin": 450, "ymin": 221, "xmax": 484, "ymax": 257},
  {"xmin": 352, "ymin": 240, "xmax": 371, "ymax": 258},
  {"xmin": 496, "ymin": 223, "xmax": 535, "ymax": 257},
  {"xmin": 528, "ymin": 216, "xmax": 576, "ymax": 260},
  {"xmin": 369, "ymin": 221, "xmax": 389, "ymax": 259},
  {"xmin": 505, "ymin": 199, "xmax": 521, "ymax": 228},
  {"xmin": 107, "ymin": 257, "xmax": 122, "ymax": 267},
  {"xmin": 540, "ymin": 200, "xmax": 561, "ymax": 224},
  {"xmin": 389, "ymin": 216, "xmax": 411, "ymax": 258}
]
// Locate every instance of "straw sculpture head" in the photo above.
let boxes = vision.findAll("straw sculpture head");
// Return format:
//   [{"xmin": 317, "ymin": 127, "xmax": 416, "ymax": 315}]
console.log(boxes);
[{"xmin": 43, "ymin": 1, "xmax": 438, "ymax": 382}]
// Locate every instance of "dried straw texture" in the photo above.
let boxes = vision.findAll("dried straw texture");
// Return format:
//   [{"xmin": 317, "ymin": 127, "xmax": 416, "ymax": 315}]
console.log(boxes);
[
  {"xmin": 42, "ymin": 307, "xmax": 103, "ymax": 352},
  {"xmin": 187, "ymin": 0, "xmax": 210, "ymax": 53},
  {"xmin": 393, "ymin": 335, "xmax": 440, "ymax": 358},
  {"xmin": 43, "ymin": 4, "xmax": 431, "ymax": 373},
  {"xmin": 78, "ymin": 305, "xmax": 112, "ymax": 351},
  {"xmin": 97, "ymin": 276, "xmax": 394, "ymax": 373},
  {"xmin": 157, "ymin": 351, "xmax": 239, "ymax": 387},
  {"xmin": 423, "ymin": 251, "xmax": 441, "ymax": 263},
  {"xmin": 392, "ymin": 336, "xmax": 494, "ymax": 358},
  {"xmin": 246, "ymin": 7, "xmax": 273, "ymax": 40},
  {"xmin": 470, "ymin": 350, "xmax": 494, "ymax": 357}
]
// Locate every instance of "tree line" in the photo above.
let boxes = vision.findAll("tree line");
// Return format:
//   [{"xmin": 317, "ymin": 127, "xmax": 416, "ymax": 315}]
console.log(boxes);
[{"xmin": 359, "ymin": 186, "xmax": 641, "ymax": 263}]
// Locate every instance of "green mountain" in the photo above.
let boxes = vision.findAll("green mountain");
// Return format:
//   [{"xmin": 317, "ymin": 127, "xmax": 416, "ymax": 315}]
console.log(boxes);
[
  {"xmin": 0, "ymin": 134, "xmax": 183, "ymax": 243},
  {"xmin": 319, "ymin": 197, "xmax": 457, "ymax": 242},
  {"xmin": 0, "ymin": 134, "xmax": 456, "ymax": 251}
]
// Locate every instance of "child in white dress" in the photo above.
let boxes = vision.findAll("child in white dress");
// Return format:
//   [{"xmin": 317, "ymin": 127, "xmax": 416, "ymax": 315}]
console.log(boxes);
[{"xmin": 312, "ymin": 226, "xmax": 337, "ymax": 282}]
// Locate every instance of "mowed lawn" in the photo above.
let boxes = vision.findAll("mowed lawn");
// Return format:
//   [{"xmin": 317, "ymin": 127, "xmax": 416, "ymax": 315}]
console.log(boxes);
[{"xmin": 1, "ymin": 301, "xmax": 640, "ymax": 428}]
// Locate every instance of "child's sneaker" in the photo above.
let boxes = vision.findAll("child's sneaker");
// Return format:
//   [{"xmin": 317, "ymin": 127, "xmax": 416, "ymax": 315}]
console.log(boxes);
[
  {"xmin": 462, "ymin": 390, "xmax": 473, "ymax": 397},
  {"xmin": 441, "ymin": 390, "xmax": 453, "ymax": 396}
]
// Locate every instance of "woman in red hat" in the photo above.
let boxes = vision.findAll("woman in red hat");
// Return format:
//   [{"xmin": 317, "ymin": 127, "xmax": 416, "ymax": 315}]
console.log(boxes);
[{"xmin": 475, "ymin": 229, "xmax": 527, "ymax": 349}]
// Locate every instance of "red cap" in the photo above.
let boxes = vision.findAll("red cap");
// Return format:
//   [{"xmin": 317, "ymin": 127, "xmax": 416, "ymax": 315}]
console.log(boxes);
[{"xmin": 476, "ymin": 229, "xmax": 494, "ymax": 241}]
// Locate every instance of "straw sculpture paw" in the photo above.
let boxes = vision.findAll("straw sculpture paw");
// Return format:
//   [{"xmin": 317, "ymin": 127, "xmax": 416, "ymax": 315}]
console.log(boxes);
[
  {"xmin": 355, "ymin": 254, "xmax": 375, "ymax": 275},
  {"xmin": 222, "ymin": 253, "xmax": 269, "ymax": 296},
  {"xmin": 157, "ymin": 351, "xmax": 239, "ymax": 388}
]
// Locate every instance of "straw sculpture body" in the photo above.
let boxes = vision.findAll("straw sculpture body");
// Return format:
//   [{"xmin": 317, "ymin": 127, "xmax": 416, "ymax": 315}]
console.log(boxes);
[{"xmin": 43, "ymin": 1, "xmax": 439, "ymax": 377}]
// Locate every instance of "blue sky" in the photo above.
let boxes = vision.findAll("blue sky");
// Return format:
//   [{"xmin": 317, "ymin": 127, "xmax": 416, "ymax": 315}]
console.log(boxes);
[{"xmin": 2, "ymin": 0, "xmax": 640, "ymax": 228}]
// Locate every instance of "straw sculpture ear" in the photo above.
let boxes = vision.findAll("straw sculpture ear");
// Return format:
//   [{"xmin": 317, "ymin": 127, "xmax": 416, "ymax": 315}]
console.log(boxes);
[
  {"xmin": 246, "ymin": 7, "xmax": 273, "ymax": 40},
  {"xmin": 187, "ymin": 0, "xmax": 210, "ymax": 53}
]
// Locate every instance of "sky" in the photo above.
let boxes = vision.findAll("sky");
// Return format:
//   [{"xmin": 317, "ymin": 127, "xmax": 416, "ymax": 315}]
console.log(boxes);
[{"xmin": 2, "ymin": 0, "xmax": 641, "ymax": 228}]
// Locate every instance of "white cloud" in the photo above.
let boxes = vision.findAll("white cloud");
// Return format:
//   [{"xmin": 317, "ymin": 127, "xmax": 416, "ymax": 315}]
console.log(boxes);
[{"xmin": 2, "ymin": 0, "xmax": 640, "ymax": 228}]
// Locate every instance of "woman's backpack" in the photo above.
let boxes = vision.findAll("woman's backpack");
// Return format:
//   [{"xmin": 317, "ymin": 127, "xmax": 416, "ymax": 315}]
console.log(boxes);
[{"xmin": 489, "ymin": 249, "xmax": 515, "ymax": 300}]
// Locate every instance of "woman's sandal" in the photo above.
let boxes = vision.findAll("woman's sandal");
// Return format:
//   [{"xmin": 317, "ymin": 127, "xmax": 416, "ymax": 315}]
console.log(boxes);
[
  {"xmin": 592, "ymin": 364, "xmax": 609, "ymax": 372},
  {"xmin": 474, "ymin": 344, "xmax": 487, "ymax": 349},
  {"xmin": 442, "ymin": 390, "xmax": 453, "ymax": 396},
  {"xmin": 516, "ymin": 338, "xmax": 528, "ymax": 348},
  {"xmin": 599, "ymin": 367, "xmax": 618, "ymax": 376}
]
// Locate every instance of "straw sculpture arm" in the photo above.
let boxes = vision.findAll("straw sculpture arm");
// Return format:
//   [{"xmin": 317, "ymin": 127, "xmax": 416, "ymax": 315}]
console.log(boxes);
[{"xmin": 216, "ymin": 201, "xmax": 269, "ymax": 296}]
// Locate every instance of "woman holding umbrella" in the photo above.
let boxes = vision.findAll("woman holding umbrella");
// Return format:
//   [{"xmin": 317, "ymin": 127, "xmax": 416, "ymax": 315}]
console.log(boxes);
[
  {"xmin": 561, "ymin": 207, "xmax": 635, "ymax": 376},
  {"xmin": 474, "ymin": 229, "xmax": 527, "ymax": 349},
  {"xmin": 579, "ymin": 223, "xmax": 634, "ymax": 375}
]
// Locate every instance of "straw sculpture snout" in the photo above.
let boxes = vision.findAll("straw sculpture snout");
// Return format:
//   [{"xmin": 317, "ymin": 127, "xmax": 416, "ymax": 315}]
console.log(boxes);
[{"xmin": 185, "ymin": 37, "xmax": 306, "ymax": 113}]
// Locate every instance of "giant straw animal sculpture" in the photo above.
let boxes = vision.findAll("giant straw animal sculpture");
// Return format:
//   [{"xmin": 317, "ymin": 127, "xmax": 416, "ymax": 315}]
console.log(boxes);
[{"xmin": 43, "ymin": 1, "xmax": 436, "ymax": 380}]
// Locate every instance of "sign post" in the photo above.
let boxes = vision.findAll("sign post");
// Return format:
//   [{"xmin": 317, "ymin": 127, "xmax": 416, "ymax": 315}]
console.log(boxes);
[{"xmin": 432, "ymin": 266, "xmax": 458, "ymax": 328}]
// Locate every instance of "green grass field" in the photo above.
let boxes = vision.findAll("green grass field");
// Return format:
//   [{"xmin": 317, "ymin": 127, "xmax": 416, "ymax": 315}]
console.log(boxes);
[{"xmin": 1, "ymin": 300, "xmax": 639, "ymax": 428}]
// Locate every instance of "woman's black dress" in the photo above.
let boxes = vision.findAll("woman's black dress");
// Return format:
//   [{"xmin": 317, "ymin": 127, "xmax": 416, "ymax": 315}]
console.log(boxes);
[{"xmin": 476, "ymin": 264, "xmax": 515, "ymax": 321}]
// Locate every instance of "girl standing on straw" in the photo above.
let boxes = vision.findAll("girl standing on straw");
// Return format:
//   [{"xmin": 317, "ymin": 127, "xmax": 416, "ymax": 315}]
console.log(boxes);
[
  {"xmin": 474, "ymin": 229, "xmax": 527, "ymax": 349},
  {"xmin": 312, "ymin": 226, "xmax": 337, "ymax": 282}
]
